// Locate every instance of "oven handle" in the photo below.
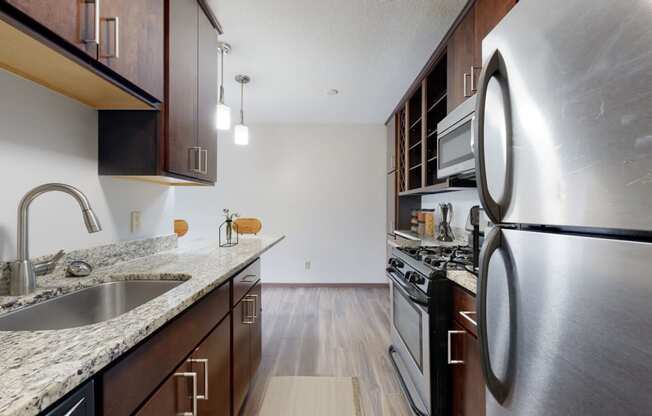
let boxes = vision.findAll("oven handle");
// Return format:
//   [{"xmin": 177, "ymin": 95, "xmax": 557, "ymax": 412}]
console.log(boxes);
[
  {"xmin": 388, "ymin": 345, "xmax": 429, "ymax": 416},
  {"xmin": 386, "ymin": 268, "xmax": 429, "ymax": 307}
]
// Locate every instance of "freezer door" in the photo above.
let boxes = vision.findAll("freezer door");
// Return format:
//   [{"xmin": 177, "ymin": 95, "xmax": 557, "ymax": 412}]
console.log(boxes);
[
  {"xmin": 475, "ymin": 0, "xmax": 652, "ymax": 232},
  {"xmin": 477, "ymin": 227, "xmax": 652, "ymax": 415}
]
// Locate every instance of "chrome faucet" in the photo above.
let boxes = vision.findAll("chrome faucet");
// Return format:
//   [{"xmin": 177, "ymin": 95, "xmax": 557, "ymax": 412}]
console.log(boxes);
[{"xmin": 10, "ymin": 183, "xmax": 102, "ymax": 295}]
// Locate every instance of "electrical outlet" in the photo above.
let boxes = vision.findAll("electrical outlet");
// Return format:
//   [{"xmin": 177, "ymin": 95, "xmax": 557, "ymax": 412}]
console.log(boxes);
[
  {"xmin": 130, "ymin": 210, "xmax": 142, "ymax": 233},
  {"xmin": 305, "ymin": 260, "xmax": 311, "ymax": 270}
]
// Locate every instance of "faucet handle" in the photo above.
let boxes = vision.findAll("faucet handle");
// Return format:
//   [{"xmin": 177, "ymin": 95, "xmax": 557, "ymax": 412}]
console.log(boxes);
[{"xmin": 33, "ymin": 249, "xmax": 65, "ymax": 276}]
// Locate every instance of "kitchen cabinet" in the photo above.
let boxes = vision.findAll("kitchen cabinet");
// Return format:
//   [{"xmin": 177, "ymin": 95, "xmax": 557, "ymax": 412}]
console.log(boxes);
[
  {"xmin": 447, "ymin": 5, "xmax": 476, "ymax": 112},
  {"xmin": 134, "ymin": 360, "xmax": 194, "ymax": 416},
  {"xmin": 6, "ymin": 0, "xmax": 99, "ymax": 57},
  {"xmin": 473, "ymin": 0, "xmax": 517, "ymax": 68},
  {"xmin": 233, "ymin": 281, "xmax": 262, "ymax": 415},
  {"xmin": 387, "ymin": 171, "xmax": 396, "ymax": 236},
  {"xmin": 98, "ymin": 0, "xmax": 164, "ymax": 101},
  {"xmin": 98, "ymin": 0, "xmax": 220, "ymax": 185},
  {"xmin": 449, "ymin": 285, "xmax": 485, "ymax": 416},
  {"xmin": 191, "ymin": 317, "xmax": 231, "ymax": 416}
]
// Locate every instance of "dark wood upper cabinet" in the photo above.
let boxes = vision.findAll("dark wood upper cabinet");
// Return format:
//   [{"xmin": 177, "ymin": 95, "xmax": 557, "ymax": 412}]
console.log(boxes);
[
  {"xmin": 191, "ymin": 316, "xmax": 231, "ymax": 416},
  {"xmin": 167, "ymin": 0, "xmax": 199, "ymax": 179},
  {"xmin": 472, "ymin": 0, "xmax": 517, "ymax": 87},
  {"xmin": 196, "ymin": 7, "xmax": 218, "ymax": 183},
  {"xmin": 98, "ymin": 0, "xmax": 220, "ymax": 185},
  {"xmin": 447, "ymin": 5, "xmax": 476, "ymax": 113},
  {"xmin": 99, "ymin": 0, "xmax": 164, "ymax": 101},
  {"xmin": 6, "ymin": 0, "xmax": 99, "ymax": 57}
]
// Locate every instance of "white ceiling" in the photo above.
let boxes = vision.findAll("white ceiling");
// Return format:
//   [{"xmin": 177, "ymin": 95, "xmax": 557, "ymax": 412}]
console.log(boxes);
[{"xmin": 209, "ymin": 0, "xmax": 466, "ymax": 124}]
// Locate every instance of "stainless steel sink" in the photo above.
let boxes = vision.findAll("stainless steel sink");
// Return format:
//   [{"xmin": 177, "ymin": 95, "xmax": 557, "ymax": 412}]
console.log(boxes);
[{"xmin": 0, "ymin": 280, "xmax": 183, "ymax": 331}]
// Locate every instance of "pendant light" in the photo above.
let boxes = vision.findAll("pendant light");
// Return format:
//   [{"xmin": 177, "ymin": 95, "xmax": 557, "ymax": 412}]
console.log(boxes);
[
  {"xmin": 216, "ymin": 42, "xmax": 232, "ymax": 130},
  {"xmin": 234, "ymin": 74, "xmax": 250, "ymax": 146}
]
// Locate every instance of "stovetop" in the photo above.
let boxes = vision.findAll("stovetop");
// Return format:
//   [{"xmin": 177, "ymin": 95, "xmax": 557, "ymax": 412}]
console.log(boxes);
[{"xmin": 397, "ymin": 245, "xmax": 476, "ymax": 275}]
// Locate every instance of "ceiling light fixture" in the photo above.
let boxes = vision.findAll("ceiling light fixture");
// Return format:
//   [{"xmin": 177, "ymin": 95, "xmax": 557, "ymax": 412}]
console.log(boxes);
[
  {"xmin": 216, "ymin": 42, "xmax": 232, "ymax": 131},
  {"xmin": 234, "ymin": 74, "xmax": 250, "ymax": 146}
]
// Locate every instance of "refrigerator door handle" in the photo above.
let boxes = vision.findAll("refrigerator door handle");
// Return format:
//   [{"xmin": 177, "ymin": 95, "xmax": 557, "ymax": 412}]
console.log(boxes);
[
  {"xmin": 475, "ymin": 49, "xmax": 513, "ymax": 225},
  {"xmin": 477, "ymin": 226, "xmax": 513, "ymax": 404}
]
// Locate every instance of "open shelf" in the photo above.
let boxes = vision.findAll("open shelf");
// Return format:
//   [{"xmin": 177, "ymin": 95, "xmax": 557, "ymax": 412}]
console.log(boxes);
[
  {"xmin": 399, "ymin": 176, "xmax": 476, "ymax": 196},
  {"xmin": 409, "ymin": 117, "xmax": 422, "ymax": 130},
  {"xmin": 427, "ymin": 92, "xmax": 447, "ymax": 113}
]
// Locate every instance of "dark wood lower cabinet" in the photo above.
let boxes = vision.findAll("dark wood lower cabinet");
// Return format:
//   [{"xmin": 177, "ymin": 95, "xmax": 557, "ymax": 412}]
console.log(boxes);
[
  {"xmin": 96, "ymin": 259, "xmax": 262, "ymax": 416},
  {"xmin": 192, "ymin": 317, "xmax": 231, "ymax": 416},
  {"xmin": 233, "ymin": 281, "xmax": 262, "ymax": 415},
  {"xmin": 134, "ymin": 360, "xmax": 194, "ymax": 416},
  {"xmin": 450, "ymin": 286, "xmax": 485, "ymax": 416}
]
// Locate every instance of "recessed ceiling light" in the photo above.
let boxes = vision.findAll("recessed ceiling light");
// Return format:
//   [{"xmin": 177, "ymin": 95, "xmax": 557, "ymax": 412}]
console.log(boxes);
[{"xmin": 327, "ymin": 89, "xmax": 339, "ymax": 96}]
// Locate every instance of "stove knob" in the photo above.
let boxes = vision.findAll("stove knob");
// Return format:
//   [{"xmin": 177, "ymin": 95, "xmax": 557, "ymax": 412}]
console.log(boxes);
[
  {"xmin": 404, "ymin": 271, "xmax": 415, "ymax": 282},
  {"xmin": 390, "ymin": 258, "xmax": 404, "ymax": 268},
  {"xmin": 412, "ymin": 274, "xmax": 425, "ymax": 285}
]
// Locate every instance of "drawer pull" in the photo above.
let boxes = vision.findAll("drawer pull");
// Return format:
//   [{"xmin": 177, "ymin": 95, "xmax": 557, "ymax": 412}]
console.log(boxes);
[
  {"xmin": 174, "ymin": 372, "xmax": 197, "ymax": 416},
  {"xmin": 189, "ymin": 147, "xmax": 202, "ymax": 173},
  {"xmin": 250, "ymin": 294, "xmax": 259, "ymax": 319},
  {"xmin": 187, "ymin": 358, "xmax": 209, "ymax": 400},
  {"xmin": 240, "ymin": 274, "xmax": 257, "ymax": 283},
  {"xmin": 447, "ymin": 330, "xmax": 466, "ymax": 365},
  {"xmin": 63, "ymin": 397, "xmax": 85, "ymax": 416},
  {"xmin": 459, "ymin": 310, "xmax": 477, "ymax": 327},
  {"xmin": 242, "ymin": 296, "xmax": 255, "ymax": 324}
]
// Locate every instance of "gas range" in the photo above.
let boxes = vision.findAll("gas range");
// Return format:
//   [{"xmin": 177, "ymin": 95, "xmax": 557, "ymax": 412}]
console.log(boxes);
[{"xmin": 393, "ymin": 245, "xmax": 476, "ymax": 279}]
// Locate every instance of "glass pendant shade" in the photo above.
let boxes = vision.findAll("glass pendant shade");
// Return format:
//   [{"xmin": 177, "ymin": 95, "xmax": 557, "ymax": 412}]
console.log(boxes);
[
  {"xmin": 234, "ymin": 124, "xmax": 249, "ymax": 145},
  {"xmin": 216, "ymin": 103, "xmax": 231, "ymax": 130}
]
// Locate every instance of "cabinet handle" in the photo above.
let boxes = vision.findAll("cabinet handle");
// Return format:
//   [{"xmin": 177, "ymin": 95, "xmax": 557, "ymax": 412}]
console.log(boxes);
[
  {"xmin": 447, "ymin": 330, "xmax": 466, "ymax": 365},
  {"xmin": 470, "ymin": 66, "xmax": 481, "ymax": 93},
  {"xmin": 187, "ymin": 358, "xmax": 209, "ymax": 400},
  {"xmin": 250, "ymin": 294, "xmax": 259, "ymax": 320},
  {"xmin": 200, "ymin": 148, "xmax": 208, "ymax": 174},
  {"xmin": 459, "ymin": 310, "xmax": 477, "ymax": 327},
  {"xmin": 463, "ymin": 72, "xmax": 471, "ymax": 98},
  {"xmin": 63, "ymin": 397, "xmax": 85, "ymax": 416},
  {"xmin": 242, "ymin": 296, "xmax": 255, "ymax": 324},
  {"xmin": 100, "ymin": 16, "xmax": 119, "ymax": 58},
  {"xmin": 174, "ymin": 372, "xmax": 197, "ymax": 416},
  {"xmin": 241, "ymin": 274, "xmax": 258, "ymax": 283},
  {"xmin": 81, "ymin": 0, "xmax": 100, "ymax": 45},
  {"xmin": 188, "ymin": 147, "xmax": 202, "ymax": 173}
]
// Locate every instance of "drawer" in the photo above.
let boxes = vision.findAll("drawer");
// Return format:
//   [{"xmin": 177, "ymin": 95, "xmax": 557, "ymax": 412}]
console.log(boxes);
[
  {"xmin": 452, "ymin": 284, "xmax": 477, "ymax": 338},
  {"xmin": 44, "ymin": 380, "xmax": 94, "ymax": 416},
  {"xmin": 233, "ymin": 258, "xmax": 261, "ymax": 306},
  {"xmin": 102, "ymin": 279, "xmax": 230, "ymax": 416}
]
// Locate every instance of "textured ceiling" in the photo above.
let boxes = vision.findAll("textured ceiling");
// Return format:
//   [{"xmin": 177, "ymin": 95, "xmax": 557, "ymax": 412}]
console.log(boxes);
[{"xmin": 209, "ymin": 0, "xmax": 467, "ymax": 123}]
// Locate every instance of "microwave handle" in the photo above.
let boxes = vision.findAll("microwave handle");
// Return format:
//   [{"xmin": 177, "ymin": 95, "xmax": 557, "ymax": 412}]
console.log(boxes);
[{"xmin": 475, "ymin": 49, "xmax": 512, "ymax": 225}]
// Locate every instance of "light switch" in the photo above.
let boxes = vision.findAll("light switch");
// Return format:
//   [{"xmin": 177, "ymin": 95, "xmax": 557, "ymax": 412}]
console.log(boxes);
[{"xmin": 131, "ymin": 211, "xmax": 142, "ymax": 233}]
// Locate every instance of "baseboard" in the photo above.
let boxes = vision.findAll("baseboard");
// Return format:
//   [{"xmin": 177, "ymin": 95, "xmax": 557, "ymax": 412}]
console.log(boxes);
[{"xmin": 262, "ymin": 282, "xmax": 389, "ymax": 289}]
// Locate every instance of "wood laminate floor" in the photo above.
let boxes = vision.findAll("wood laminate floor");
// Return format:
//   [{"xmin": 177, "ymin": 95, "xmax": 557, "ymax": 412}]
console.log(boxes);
[{"xmin": 241, "ymin": 286, "xmax": 412, "ymax": 416}]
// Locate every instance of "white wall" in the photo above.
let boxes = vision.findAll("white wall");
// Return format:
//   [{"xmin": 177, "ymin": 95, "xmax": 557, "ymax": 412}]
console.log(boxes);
[
  {"xmin": 421, "ymin": 189, "xmax": 481, "ymax": 229},
  {"xmin": 0, "ymin": 69, "xmax": 176, "ymax": 261},
  {"xmin": 175, "ymin": 123, "xmax": 387, "ymax": 284}
]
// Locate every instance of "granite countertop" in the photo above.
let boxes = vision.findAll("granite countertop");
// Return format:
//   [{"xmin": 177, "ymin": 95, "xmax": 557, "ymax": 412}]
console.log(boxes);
[
  {"xmin": 447, "ymin": 270, "xmax": 477, "ymax": 294},
  {"xmin": 0, "ymin": 234, "xmax": 284, "ymax": 416}
]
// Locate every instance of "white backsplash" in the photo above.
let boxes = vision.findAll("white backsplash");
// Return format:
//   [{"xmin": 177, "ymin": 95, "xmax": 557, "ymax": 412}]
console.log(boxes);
[{"xmin": 421, "ymin": 189, "xmax": 481, "ymax": 229}]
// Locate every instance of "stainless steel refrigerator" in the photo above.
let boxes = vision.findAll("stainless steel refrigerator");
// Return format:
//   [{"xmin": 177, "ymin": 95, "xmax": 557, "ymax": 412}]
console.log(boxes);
[{"xmin": 474, "ymin": 0, "xmax": 652, "ymax": 414}]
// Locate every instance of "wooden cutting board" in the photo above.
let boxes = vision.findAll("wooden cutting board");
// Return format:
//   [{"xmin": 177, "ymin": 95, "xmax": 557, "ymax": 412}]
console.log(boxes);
[{"xmin": 233, "ymin": 218, "xmax": 262, "ymax": 234}]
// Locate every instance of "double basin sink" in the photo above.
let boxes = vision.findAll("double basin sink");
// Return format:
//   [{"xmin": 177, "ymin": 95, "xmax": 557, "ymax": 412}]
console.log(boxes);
[{"xmin": 0, "ymin": 280, "xmax": 183, "ymax": 331}]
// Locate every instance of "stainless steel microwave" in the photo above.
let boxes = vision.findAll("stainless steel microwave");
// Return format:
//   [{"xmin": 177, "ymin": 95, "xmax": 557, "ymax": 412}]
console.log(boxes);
[{"xmin": 437, "ymin": 96, "xmax": 476, "ymax": 178}]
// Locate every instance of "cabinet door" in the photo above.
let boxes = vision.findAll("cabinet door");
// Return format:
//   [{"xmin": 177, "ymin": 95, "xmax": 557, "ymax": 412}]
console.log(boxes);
[
  {"xmin": 6, "ymin": 0, "xmax": 98, "ymax": 57},
  {"xmin": 472, "ymin": 0, "xmax": 517, "ymax": 86},
  {"xmin": 447, "ymin": 5, "xmax": 476, "ymax": 112},
  {"xmin": 450, "ymin": 322, "xmax": 485, "ymax": 416},
  {"xmin": 98, "ymin": 0, "xmax": 164, "ymax": 101},
  {"xmin": 191, "ymin": 317, "xmax": 230, "ymax": 416},
  {"xmin": 387, "ymin": 171, "xmax": 396, "ymax": 236},
  {"xmin": 233, "ymin": 297, "xmax": 253, "ymax": 414},
  {"xmin": 387, "ymin": 118, "xmax": 396, "ymax": 173},
  {"xmin": 250, "ymin": 283, "xmax": 262, "ymax": 379},
  {"xmin": 167, "ymin": 0, "xmax": 198, "ymax": 178},
  {"xmin": 196, "ymin": 8, "xmax": 218, "ymax": 182},
  {"xmin": 135, "ymin": 360, "xmax": 195, "ymax": 416}
]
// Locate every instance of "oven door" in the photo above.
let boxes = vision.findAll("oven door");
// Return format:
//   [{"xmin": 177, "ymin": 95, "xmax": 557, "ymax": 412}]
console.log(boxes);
[{"xmin": 388, "ymin": 270, "xmax": 431, "ymax": 415}]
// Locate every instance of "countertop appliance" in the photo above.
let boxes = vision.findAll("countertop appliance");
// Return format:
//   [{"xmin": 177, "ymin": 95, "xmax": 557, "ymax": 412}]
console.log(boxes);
[
  {"xmin": 387, "ymin": 244, "xmax": 475, "ymax": 416},
  {"xmin": 436, "ymin": 95, "xmax": 475, "ymax": 179},
  {"xmin": 475, "ymin": 0, "xmax": 652, "ymax": 414}
]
